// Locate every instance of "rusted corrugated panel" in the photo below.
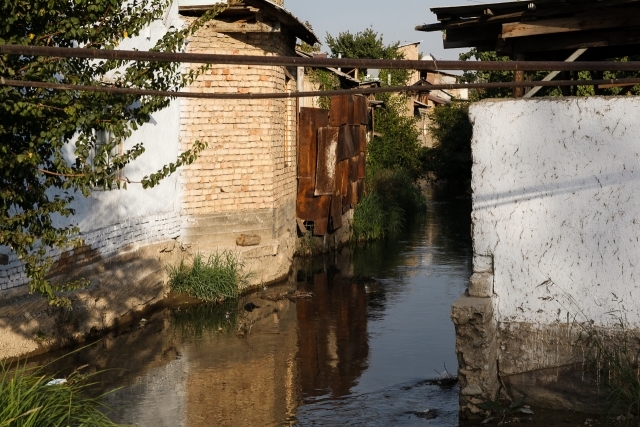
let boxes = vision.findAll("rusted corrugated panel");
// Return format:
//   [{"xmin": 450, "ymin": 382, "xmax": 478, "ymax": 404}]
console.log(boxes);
[
  {"xmin": 357, "ymin": 125, "xmax": 367, "ymax": 153},
  {"xmin": 330, "ymin": 95, "xmax": 357, "ymax": 126},
  {"xmin": 349, "ymin": 155, "xmax": 359, "ymax": 182},
  {"xmin": 350, "ymin": 181, "xmax": 359, "ymax": 205},
  {"xmin": 357, "ymin": 153, "xmax": 365, "ymax": 179},
  {"xmin": 355, "ymin": 95, "xmax": 368, "ymax": 124},
  {"xmin": 298, "ymin": 107, "xmax": 329, "ymax": 178},
  {"xmin": 315, "ymin": 127, "xmax": 339, "ymax": 196},
  {"xmin": 335, "ymin": 159, "xmax": 349, "ymax": 196},
  {"xmin": 297, "ymin": 177, "xmax": 332, "ymax": 222},
  {"xmin": 330, "ymin": 195, "xmax": 342, "ymax": 230},
  {"xmin": 296, "ymin": 177, "xmax": 315, "ymax": 218},
  {"xmin": 344, "ymin": 183, "xmax": 352, "ymax": 213},
  {"xmin": 338, "ymin": 125, "xmax": 355, "ymax": 161},
  {"xmin": 314, "ymin": 218, "xmax": 329, "ymax": 236}
]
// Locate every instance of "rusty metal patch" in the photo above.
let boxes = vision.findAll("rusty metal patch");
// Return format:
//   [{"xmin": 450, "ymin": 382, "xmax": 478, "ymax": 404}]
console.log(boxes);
[
  {"xmin": 335, "ymin": 160, "xmax": 349, "ymax": 197},
  {"xmin": 314, "ymin": 218, "xmax": 329, "ymax": 236},
  {"xmin": 357, "ymin": 125, "xmax": 367, "ymax": 153},
  {"xmin": 357, "ymin": 153, "xmax": 365, "ymax": 179},
  {"xmin": 330, "ymin": 195, "xmax": 343, "ymax": 230},
  {"xmin": 338, "ymin": 125, "xmax": 356, "ymax": 161},
  {"xmin": 315, "ymin": 127, "xmax": 339, "ymax": 196},
  {"xmin": 355, "ymin": 95, "xmax": 368, "ymax": 124},
  {"xmin": 298, "ymin": 107, "xmax": 329, "ymax": 178},
  {"xmin": 349, "ymin": 155, "xmax": 359, "ymax": 182}
]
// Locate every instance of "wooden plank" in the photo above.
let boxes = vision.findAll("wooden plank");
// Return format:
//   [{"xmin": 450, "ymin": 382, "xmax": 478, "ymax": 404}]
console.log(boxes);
[
  {"xmin": 502, "ymin": 9, "xmax": 640, "ymax": 39},
  {"xmin": 315, "ymin": 127, "xmax": 339, "ymax": 196},
  {"xmin": 338, "ymin": 125, "xmax": 356, "ymax": 161},
  {"xmin": 298, "ymin": 107, "xmax": 329, "ymax": 178},
  {"xmin": 203, "ymin": 20, "xmax": 281, "ymax": 34}
]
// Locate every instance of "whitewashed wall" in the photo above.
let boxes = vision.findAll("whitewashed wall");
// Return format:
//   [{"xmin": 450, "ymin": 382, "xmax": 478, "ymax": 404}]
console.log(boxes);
[
  {"xmin": 0, "ymin": 4, "xmax": 184, "ymax": 290},
  {"xmin": 470, "ymin": 97, "xmax": 640, "ymax": 328}
]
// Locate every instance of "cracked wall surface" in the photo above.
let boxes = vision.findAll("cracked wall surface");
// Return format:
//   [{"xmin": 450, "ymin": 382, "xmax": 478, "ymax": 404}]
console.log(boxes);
[
  {"xmin": 470, "ymin": 97, "xmax": 640, "ymax": 328},
  {"xmin": 454, "ymin": 96, "xmax": 640, "ymax": 415}
]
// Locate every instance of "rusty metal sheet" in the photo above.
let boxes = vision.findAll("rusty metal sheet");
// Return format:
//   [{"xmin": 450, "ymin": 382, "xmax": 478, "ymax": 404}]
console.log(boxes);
[
  {"xmin": 315, "ymin": 127, "xmax": 339, "ymax": 196},
  {"xmin": 349, "ymin": 155, "xmax": 359, "ymax": 182},
  {"xmin": 350, "ymin": 181, "xmax": 359, "ymax": 205},
  {"xmin": 330, "ymin": 195, "xmax": 342, "ymax": 230},
  {"xmin": 357, "ymin": 153, "xmax": 365, "ymax": 179},
  {"xmin": 335, "ymin": 159, "xmax": 349, "ymax": 197},
  {"xmin": 344, "ymin": 184, "xmax": 353, "ymax": 213},
  {"xmin": 355, "ymin": 95, "xmax": 368, "ymax": 124},
  {"xmin": 298, "ymin": 107, "xmax": 329, "ymax": 178},
  {"xmin": 357, "ymin": 179, "xmax": 364, "ymax": 202},
  {"xmin": 357, "ymin": 125, "xmax": 367, "ymax": 153},
  {"xmin": 330, "ymin": 95, "xmax": 356, "ymax": 126},
  {"xmin": 338, "ymin": 125, "xmax": 355, "ymax": 161},
  {"xmin": 297, "ymin": 177, "xmax": 332, "ymax": 222},
  {"xmin": 314, "ymin": 218, "xmax": 329, "ymax": 236}
]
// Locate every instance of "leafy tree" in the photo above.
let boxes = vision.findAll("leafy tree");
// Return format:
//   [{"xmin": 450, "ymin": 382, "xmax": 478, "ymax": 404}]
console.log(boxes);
[
  {"xmin": 424, "ymin": 103, "xmax": 473, "ymax": 182},
  {"xmin": 325, "ymin": 27, "xmax": 406, "ymax": 81},
  {"xmin": 0, "ymin": 0, "xmax": 230, "ymax": 305}
]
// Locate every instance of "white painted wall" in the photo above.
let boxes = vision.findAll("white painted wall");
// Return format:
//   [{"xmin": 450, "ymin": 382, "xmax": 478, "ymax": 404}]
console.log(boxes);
[
  {"xmin": 470, "ymin": 97, "xmax": 640, "ymax": 328},
  {"xmin": 0, "ymin": 3, "xmax": 185, "ymax": 290}
]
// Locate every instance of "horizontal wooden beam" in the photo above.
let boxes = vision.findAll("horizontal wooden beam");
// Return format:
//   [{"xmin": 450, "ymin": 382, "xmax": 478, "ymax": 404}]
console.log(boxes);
[
  {"xmin": 502, "ymin": 8, "xmax": 640, "ymax": 38},
  {"xmin": 204, "ymin": 19, "xmax": 280, "ymax": 33}
]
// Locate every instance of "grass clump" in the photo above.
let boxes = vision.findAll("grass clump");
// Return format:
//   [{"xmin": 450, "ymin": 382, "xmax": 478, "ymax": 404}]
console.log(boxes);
[
  {"xmin": 0, "ymin": 362, "xmax": 127, "ymax": 427},
  {"xmin": 584, "ymin": 320, "xmax": 640, "ymax": 419},
  {"xmin": 167, "ymin": 251, "xmax": 250, "ymax": 301},
  {"xmin": 352, "ymin": 169, "xmax": 426, "ymax": 242}
]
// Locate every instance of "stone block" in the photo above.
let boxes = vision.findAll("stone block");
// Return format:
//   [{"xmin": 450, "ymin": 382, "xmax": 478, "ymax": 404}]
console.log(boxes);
[
  {"xmin": 473, "ymin": 254, "xmax": 493, "ymax": 273},
  {"xmin": 468, "ymin": 272, "xmax": 494, "ymax": 297},
  {"xmin": 0, "ymin": 254, "xmax": 8, "ymax": 266}
]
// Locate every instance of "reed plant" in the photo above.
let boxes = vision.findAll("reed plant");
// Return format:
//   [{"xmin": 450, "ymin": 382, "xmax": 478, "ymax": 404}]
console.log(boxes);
[
  {"xmin": 0, "ymin": 361, "xmax": 127, "ymax": 427},
  {"xmin": 583, "ymin": 318, "xmax": 640, "ymax": 419},
  {"xmin": 167, "ymin": 251, "xmax": 250, "ymax": 301},
  {"xmin": 352, "ymin": 168, "xmax": 425, "ymax": 242}
]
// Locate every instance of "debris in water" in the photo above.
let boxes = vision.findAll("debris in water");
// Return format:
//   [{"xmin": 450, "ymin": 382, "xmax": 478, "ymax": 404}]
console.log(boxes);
[
  {"xmin": 262, "ymin": 289, "xmax": 314, "ymax": 302},
  {"xmin": 244, "ymin": 302, "xmax": 260, "ymax": 312},
  {"xmin": 46, "ymin": 378, "xmax": 67, "ymax": 386},
  {"xmin": 408, "ymin": 409, "xmax": 439, "ymax": 420}
]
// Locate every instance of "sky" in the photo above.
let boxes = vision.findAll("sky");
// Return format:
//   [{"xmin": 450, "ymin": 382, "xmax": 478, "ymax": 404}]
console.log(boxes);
[{"xmin": 285, "ymin": 0, "xmax": 470, "ymax": 61}]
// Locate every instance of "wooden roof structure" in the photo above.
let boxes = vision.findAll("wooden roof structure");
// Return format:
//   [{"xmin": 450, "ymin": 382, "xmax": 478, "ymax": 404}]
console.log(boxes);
[
  {"xmin": 416, "ymin": 0, "xmax": 640, "ymax": 60},
  {"xmin": 179, "ymin": 0, "xmax": 319, "ymax": 45}
]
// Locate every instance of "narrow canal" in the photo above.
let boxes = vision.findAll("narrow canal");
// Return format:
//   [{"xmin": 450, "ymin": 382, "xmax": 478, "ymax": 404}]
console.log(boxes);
[{"xmin": 43, "ymin": 196, "xmax": 473, "ymax": 426}]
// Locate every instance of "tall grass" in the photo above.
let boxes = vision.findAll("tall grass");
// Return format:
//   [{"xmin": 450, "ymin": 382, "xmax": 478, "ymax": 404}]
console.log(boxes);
[
  {"xmin": 352, "ymin": 168, "xmax": 426, "ymax": 242},
  {"xmin": 584, "ymin": 319, "xmax": 640, "ymax": 419},
  {"xmin": 167, "ymin": 251, "xmax": 250, "ymax": 301},
  {"xmin": 0, "ymin": 362, "xmax": 128, "ymax": 427}
]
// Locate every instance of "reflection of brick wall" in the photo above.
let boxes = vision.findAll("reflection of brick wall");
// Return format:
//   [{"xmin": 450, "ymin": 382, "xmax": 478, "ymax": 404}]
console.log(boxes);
[{"xmin": 179, "ymin": 25, "xmax": 297, "ymax": 217}]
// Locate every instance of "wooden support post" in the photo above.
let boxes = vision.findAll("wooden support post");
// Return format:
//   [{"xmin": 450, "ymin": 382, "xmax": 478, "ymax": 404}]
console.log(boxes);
[{"xmin": 513, "ymin": 53, "xmax": 525, "ymax": 98}]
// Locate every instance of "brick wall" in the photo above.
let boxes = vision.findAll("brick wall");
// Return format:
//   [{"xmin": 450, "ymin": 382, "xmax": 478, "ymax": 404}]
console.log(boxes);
[{"xmin": 179, "ymin": 22, "xmax": 298, "ymax": 236}]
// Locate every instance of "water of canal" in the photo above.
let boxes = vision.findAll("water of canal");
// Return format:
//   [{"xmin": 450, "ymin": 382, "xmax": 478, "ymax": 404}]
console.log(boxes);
[{"xmin": 45, "ymin": 197, "xmax": 473, "ymax": 426}]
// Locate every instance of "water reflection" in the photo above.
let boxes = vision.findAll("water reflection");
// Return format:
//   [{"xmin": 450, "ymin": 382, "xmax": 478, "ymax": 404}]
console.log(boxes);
[{"xmin": 35, "ymin": 198, "xmax": 473, "ymax": 426}]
